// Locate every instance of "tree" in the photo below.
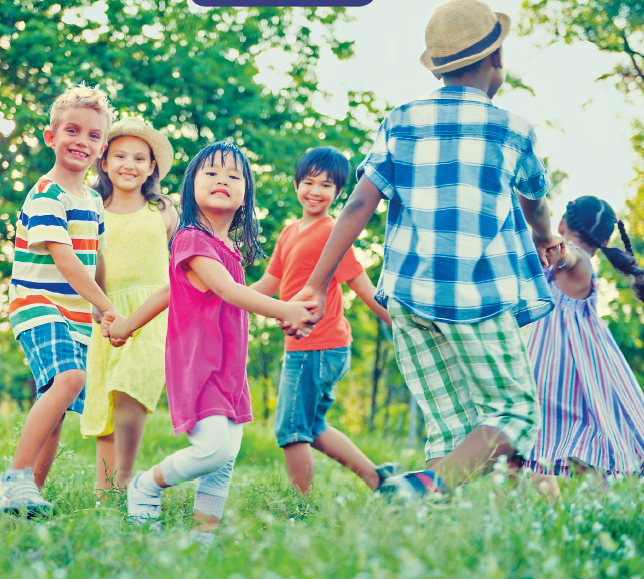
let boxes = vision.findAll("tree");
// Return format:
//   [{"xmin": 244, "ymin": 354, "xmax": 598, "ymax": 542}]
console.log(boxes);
[{"xmin": 0, "ymin": 1, "xmax": 396, "ymax": 417}]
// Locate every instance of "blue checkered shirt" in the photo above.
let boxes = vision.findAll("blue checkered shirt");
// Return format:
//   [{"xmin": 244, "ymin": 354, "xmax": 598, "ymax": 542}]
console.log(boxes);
[{"xmin": 359, "ymin": 86, "xmax": 553, "ymax": 327}]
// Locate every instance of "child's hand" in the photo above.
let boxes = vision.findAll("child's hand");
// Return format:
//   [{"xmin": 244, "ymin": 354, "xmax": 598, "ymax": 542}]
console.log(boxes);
[
  {"xmin": 106, "ymin": 315, "xmax": 134, "ymax": 341},
  {"xmin": 282, "ymin": 286, "xmax": 326, "ymax": 338},
  {"xmin": 279, "ymin": 301, "xmax": 317, "ymax": 337},
  {"xmin": 92, "ymin": 306, "xmax": 103, "ymax": 324},
  {"xmin": 533, "ymin": 233, "xmax": 564, "ymax": 268}
]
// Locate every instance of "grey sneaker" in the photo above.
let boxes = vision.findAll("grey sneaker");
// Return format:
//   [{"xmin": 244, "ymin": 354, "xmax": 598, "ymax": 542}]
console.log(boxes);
[
  {"xmin": 0, "ymin": 468, "xmax": 53, "ymax": 518},
  {"xmin": 127, "ymin": 473, "xmax": 162, "ymax": 526}
]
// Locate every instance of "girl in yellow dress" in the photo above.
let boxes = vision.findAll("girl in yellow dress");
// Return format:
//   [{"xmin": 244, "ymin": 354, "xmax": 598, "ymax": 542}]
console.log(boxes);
[{"xmin": 81, "ymin": 117, "xmax": 178, "ymax": 493}]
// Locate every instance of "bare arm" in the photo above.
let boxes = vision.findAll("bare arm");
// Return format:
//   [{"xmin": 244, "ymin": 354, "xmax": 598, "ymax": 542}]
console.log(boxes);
[
  {"xmin": 551, "ymin": 246, "xmax": 594, "ymax": 300},
  {"xmin": 189, "ymin": 256, "xmax": 314, "ymax": 331},
  {"xmin": 48, "ymin": 242, "xmax": 117, "ymax": 318},
  {"xmin": 346, "ymin": 271, "xmax": 392, "ymax": 327},
  {"xmin": 517, "ymin": 195, "xmax": 564, "ymax": 267},
  {"xmin": 160, "ymin": 196, "xmax": 179, "ymax": 243},
  {"xmin": 248, "ymin": 271, "xmax": 281, "ymax": 297},
  {"xmin": 288, "ymin": 176, "xmax": 383, "ymax": 329},
  {"xmin": 92, "ymin": 249, "xmax": 108, "ymax": 323},
  {"xmin": 103, "ymin": 284, "xmax": 171, "ymax": 341}
]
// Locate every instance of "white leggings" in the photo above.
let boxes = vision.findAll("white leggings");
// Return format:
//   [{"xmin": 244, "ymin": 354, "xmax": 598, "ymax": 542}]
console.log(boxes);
[{"xmin": 160, "ymin": 415, "xmax": 243, "ymax": 499}]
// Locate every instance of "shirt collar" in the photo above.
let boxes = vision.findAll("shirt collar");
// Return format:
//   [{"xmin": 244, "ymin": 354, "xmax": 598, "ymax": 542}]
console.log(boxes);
[{"xmin": 427, "ymin": 86, "xmax": 493, "ymax": 105}]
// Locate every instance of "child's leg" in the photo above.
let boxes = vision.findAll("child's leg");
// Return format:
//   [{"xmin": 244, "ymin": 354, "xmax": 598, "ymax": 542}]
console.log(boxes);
[
  {"xmin": 96, "ymin": 433, "xmax": 116, "ymax": 493},
  {"xmin": 33, "ymin": 414, "xmax": 66, "ymax": 490},
  {"xmin": 283, "ymin": 442, "xmax": 315, "ymax": 493},
  {"xmin": 96, "ymin": 392, "xmax": 147, "ymax": 491},
  {"xmin": 128, "ymin": 416, "xmax": 241, "ymax": 524},
  {"xmin": 193, "ymin": 423, "xmax": 243, "ymax": 535},
  {"xmin": 428, "ymin": 312, "xmax": 539, "ymax": 489},
  {"xmin": 312, "ymin": 427, "xmax": 380, "ymax": 490},
  {"xmin": 13, "ymin": 369, "xmax": 86, "ymax": 471}
]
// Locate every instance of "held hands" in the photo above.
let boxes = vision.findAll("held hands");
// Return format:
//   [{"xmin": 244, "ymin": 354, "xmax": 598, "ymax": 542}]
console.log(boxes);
[
  {"xmin": 279, "ymin": 300, "xmax": 318, "ymax": 338},
  {"xmin": 100, "ymin": 309, "xmax": 130, "ymax": 348},
  {"xmin": 92, "ymin": 306, "xmax": 103, "ymax": 324},
  {"xmin": 279, "ymin": 285, "xmax": 326, "ymax": 338},
  {"xmin": 532, "ymin": 232, "xmax": 565, "ymax": 268}
]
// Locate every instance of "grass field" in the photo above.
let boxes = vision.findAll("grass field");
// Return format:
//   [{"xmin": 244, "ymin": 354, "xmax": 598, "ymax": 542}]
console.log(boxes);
[{"xmin": 1, "ymin": 410, "xmax": 643, "ymax": 579}]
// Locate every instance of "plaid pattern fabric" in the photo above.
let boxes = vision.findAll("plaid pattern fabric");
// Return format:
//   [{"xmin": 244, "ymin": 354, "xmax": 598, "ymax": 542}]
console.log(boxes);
[
  {"xmin": 359, "ymin": 86, "xmax": 553, "ymax": 327},
  {"xmin": 18, "ymin": 322, "xmax": 87, "ymax": 414},
  {"xmin": 389, "ymin": 300, "xmax": 539, "ymax": 461}
]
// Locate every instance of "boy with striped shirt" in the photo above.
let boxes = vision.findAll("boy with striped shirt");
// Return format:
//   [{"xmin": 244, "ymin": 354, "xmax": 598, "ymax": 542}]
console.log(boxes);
[{"xmin": 2, "ymin": 84, "xmax": 121, "ymax": 516}]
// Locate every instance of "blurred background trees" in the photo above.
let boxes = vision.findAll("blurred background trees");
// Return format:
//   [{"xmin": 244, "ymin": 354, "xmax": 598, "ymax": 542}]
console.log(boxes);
[{"xmin": 0, "ymin": 0, "xmax": 409, "ymax": 435}]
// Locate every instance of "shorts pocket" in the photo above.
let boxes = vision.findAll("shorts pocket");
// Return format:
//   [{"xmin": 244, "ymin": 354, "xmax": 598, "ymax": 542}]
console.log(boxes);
[{"xmin": 319, "ymin": 347, "xmax": 350, "ymax": 388}]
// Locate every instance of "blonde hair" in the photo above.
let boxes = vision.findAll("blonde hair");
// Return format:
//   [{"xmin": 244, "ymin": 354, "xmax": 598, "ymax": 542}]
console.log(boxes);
[{"xmin": 49, "ymin": 83, "xmax": 116, "ymax": 137}]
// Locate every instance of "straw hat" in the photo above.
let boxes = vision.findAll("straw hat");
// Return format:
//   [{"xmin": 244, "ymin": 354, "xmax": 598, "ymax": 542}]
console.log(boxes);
[
  {"xmin": 106, "ymin": 117, "xmax": 174, "ymax": 179},
  {"xmin": 420, "ymin": 0, "xmax": 511, "ymax": 74}
]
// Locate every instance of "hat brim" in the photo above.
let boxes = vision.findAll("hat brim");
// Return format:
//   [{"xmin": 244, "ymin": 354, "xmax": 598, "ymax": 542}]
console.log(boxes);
[
  {"xmin": 420, "ymin": 12, "xmax": 511, "ymax": 74},
  {"xmin": 102, "ymin": 121, "xmax": 174, "ymax": 180}
]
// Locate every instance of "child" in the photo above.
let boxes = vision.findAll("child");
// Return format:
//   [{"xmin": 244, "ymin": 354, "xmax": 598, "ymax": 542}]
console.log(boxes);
[
  {"xmin": 250, "ymin": 147, "xmax": 394, "ymax": 493},
  {"xmin": 286, "ymin": 0, "xmax": 564, "ymax": 498},
  {"xmin": 102, "ymin": 142, "xmax": 314, "ymax": 545},
  {"xmin": 1, "ymin": 84, "xmax": 121, "ymax": 515},
  {"xmin": 525, "ymin": 196, "xmax": 644, "ymax": 490},
  {"xmin": 80, "ymin": 117, "xmax": 178, "ymax": 493}
]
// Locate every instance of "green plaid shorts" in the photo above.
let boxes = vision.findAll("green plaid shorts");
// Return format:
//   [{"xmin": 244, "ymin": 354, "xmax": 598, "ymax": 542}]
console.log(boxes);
[{"xmin": 389, "ymin": 300, "xmax": 540, "ymax": 461}]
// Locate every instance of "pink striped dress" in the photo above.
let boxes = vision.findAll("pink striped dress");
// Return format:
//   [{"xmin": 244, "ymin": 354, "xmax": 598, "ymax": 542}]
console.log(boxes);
[{"xmin": 525, "ymin": 267, "xmax": 644, "ymax": 476}]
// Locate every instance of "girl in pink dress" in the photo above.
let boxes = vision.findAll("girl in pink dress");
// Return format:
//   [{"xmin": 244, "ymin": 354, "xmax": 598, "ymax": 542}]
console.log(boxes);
[
  {"xmin": 104, "ymin": 142, "xmax": 314, "ymax": 545},
  {"xmin": 525, "ymin": 195, "xmax": 644, "ymax": 495}
]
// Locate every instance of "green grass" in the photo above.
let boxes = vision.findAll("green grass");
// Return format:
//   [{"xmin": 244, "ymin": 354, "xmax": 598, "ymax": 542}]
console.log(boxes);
[{"xmin": 1, "ymin": 410, "xmax": 643, "ymax": 578}]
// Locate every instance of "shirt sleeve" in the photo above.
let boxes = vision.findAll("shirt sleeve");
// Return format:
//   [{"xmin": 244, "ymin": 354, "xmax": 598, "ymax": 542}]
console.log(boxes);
[
  {"xmin": 26, "ymin": 183, "xmax": 72, "ymax": 255},
  {"xmin": 334, "ymin": 245, "xmax": 365, "ymax": 284},
  {"xmin": 515, "ymin": 126, "xmax": 550, "ymax": 200},
  {"xmin": 172, "ymin": 228, "xmax": 225, "ymax": 271},
  {"xmin": 265, "ymin": 228, "xmax": 285, "ymax": 279},
  {"xmin": 356, "ymin": 114, "xmax": 396, "ymax": 200}
]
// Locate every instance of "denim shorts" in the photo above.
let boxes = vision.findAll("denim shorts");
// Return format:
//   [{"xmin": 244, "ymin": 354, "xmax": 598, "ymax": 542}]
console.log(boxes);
[
  {"xmin": 18, "ymin": 322, "xmax": 87, "ymax": 414},
  {"xmin": 273, "ymin": 346, "xmax": 350, "ymax": 447}
]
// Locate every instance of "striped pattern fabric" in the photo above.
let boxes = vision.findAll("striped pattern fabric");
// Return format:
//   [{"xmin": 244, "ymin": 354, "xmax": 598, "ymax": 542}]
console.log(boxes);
[
  {"xmin": 525, "ymin": 268, "xmax": 644, "ymax": 476},
  {"xmin": 9, "ymin": 178, "xmax": 106, "ymax": 345},
  {"xmin": 389, "ymin": 299, "xmax": 539, "ymax": 461},
  {"xmin": 359, "ymin": 86, "xmax": 553, "ymax": 328}
]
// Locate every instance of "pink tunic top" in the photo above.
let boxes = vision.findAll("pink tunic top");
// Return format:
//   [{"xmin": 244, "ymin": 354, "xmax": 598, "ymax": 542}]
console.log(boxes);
[{"xmin": 165, "ymin": 228, "xmax": 252, "ymax": 435}]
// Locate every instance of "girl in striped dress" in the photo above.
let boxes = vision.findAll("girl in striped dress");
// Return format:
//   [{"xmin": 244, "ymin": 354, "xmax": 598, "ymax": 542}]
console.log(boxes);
[{"xmin": 525, "ymin": 195, "xmax": 644, "ymax": 491}]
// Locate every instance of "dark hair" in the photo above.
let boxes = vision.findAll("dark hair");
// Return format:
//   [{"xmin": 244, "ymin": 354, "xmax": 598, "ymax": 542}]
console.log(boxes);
[
  {"xmin": 172, "ymin": 141, "xmax": 265, "ymax": 266},
  {"xmin": 93, "ymin": 136, "xmax": 168, "ymax": 210},
  {"xmin": 294, "ymin": 146, "xmax": 351, "ymax": 197},
  {"xmin": 564, "ymin": 195, "xmax": 644, "ymax": 301},
  {"xmin": 441, "ymin": 58, "xmax": 485, "ymax": 79}
]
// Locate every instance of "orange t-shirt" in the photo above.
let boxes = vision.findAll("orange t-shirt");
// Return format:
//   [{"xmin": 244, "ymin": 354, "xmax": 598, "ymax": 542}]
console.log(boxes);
[{"xmin": 267, "ymin": 216, "xmax": 364, "ymax": 352}]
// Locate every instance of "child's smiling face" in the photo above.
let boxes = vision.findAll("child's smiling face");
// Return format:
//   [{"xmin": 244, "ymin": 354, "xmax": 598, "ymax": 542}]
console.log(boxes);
[
  {"xmin": 44, "ymin": 107, "xmax": 108, "ymax": 174},
  {"xmin": 102, "ymin": 136, "xmax": 156, "ymax": 195},
  {"xmin": 193, "ymin": 151, "xmax": 246, "ymax": 217},
  {"xmin": 296, "ymin": 171, "xmax": 338, "ymax": 217}
]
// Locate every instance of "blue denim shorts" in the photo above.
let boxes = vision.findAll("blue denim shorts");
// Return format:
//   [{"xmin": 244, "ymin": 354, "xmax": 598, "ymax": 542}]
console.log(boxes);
[
  {"xmin": 273, "ymin": 347, "xmax": 351, "ymax": 447},
  {"xmin": 18, "ymin": 322, "xmax": 87, "ymax": 414}
]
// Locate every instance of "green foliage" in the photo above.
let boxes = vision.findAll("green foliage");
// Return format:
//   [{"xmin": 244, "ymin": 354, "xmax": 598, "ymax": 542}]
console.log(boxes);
[
  {"xmin": 0, "ymin": 2, "xmax": 408, "ymax": 433},
  {"xmin": 2, "ymin": 410, "xmax": 644, "ymax": 578},
  {"xmin": 519, "ymin": 0, "xmax": 644, "ymax": 95}
]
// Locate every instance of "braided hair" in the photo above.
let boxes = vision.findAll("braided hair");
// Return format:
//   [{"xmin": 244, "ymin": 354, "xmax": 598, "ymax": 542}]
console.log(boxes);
[{"xmin": 564, "ymin": 196, "xmax": 644, "ymax": 301}]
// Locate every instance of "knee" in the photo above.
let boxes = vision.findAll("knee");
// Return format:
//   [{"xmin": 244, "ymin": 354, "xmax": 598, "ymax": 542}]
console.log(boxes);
[
  {"xmin": 193, "ymin": 439, "xmax": 235, "ymax": 474},
  {"xmin": 56, "ymin": 369, "xmax": 86, "ymax": 395}
]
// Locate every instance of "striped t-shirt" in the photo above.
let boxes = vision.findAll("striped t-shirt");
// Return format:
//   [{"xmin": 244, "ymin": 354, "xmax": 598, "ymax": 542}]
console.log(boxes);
[{"xmin": 9, "ymin": 178, "xmax": 107, "ymax": 345}]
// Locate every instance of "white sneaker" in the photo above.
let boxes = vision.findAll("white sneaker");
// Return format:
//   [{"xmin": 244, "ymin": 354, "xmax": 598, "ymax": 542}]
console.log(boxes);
[
  {"xmin": 0, "ymin": 468, "xmax": 53, "ymax": 518},
  {"xmin": 127, "ymin": 473, "xmax": 162, "ymax": 526}
]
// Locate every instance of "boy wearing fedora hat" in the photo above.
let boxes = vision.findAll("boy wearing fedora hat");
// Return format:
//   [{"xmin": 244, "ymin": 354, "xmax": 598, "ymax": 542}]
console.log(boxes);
[
  {"xmin": 285, "ymin": 0, "xmax": 562, "ymax": 498},
  {"xmin": 2, "ymin": 84, "xmax": 123, "ymax": 516}
]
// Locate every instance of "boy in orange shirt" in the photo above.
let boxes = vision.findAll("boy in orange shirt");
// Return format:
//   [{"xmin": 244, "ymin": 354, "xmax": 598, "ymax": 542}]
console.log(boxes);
[{"xmin": 251, "ymin": 147, "xmax": 394, "ymax": 493}]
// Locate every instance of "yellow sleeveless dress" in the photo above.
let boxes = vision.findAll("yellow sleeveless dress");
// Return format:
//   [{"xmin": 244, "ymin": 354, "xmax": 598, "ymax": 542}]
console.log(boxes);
[{"xmin": 81, "ymin": 203, "xmax": 170, "ymax": 437}]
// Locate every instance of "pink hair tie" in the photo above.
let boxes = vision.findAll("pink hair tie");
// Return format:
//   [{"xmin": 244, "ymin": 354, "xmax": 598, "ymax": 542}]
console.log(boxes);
[
  {"xmin": 572, "ymin": 200, "xmax": 576, "ymax": 206},
  {"xmin": 616, "ymin": 219, "xmax": 621, "ymax": 225}
]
